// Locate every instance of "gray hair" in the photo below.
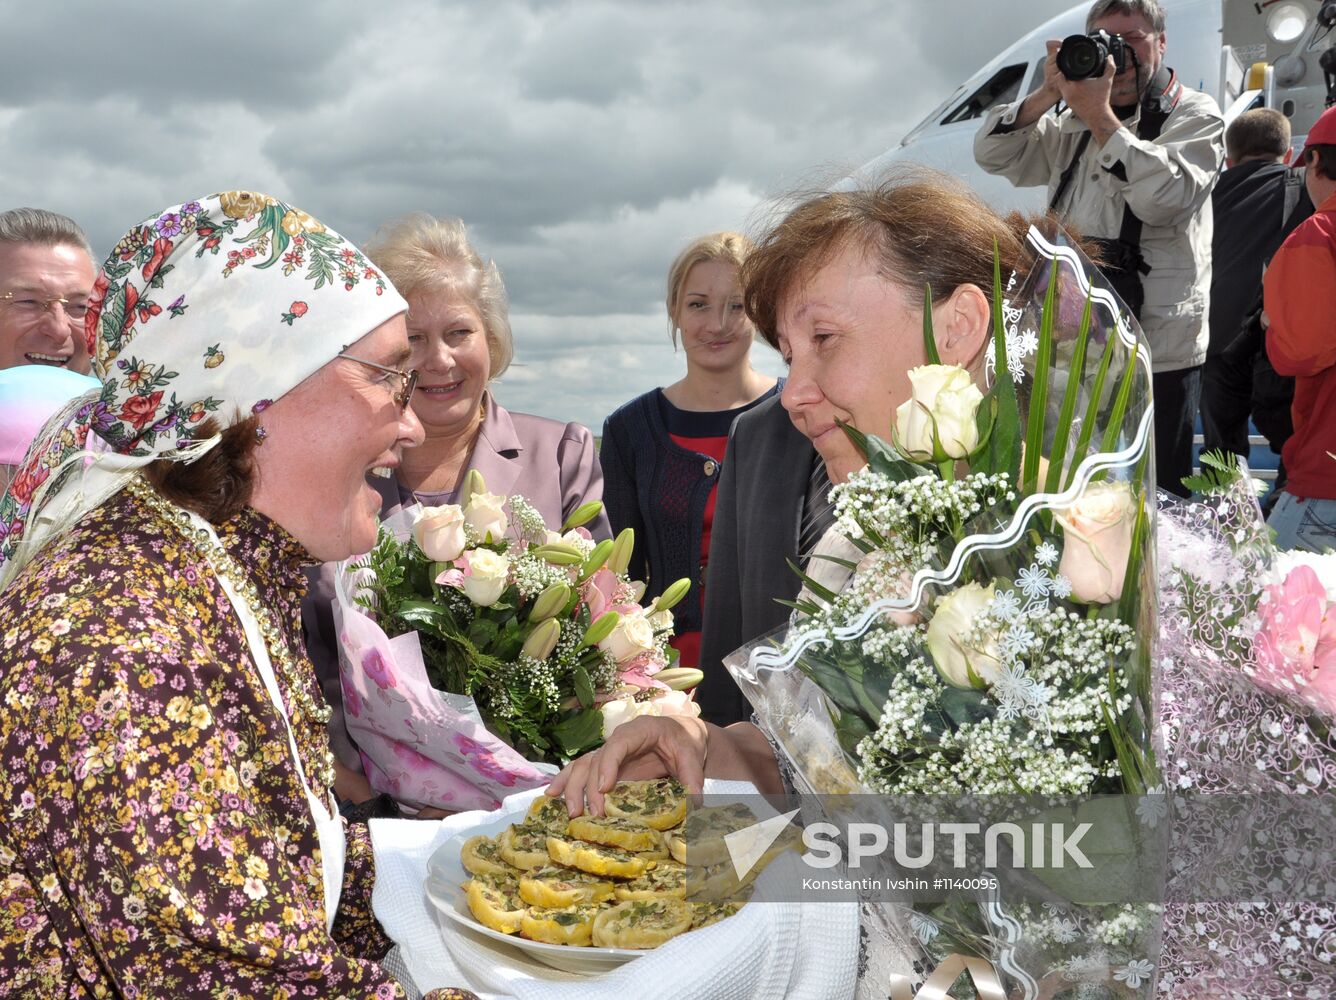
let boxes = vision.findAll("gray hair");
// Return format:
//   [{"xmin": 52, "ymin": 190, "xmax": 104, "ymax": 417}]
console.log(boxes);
[
  {"xmin": 1086, "ymin": 0, "xmax": 1165, "ymax": 34},
  {"xmin": 364, "ymin": 213, "xmax": 514, "ymax": 380},
  {"xmin": 0, "ymin": 207, "xmax": 95, "ymax": 264}
]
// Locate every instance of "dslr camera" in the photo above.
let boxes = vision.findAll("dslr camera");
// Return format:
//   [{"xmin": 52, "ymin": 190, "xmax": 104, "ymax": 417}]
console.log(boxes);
[{"xmin": 1056, "ymin": 29, "xmax": 1132, "ymax": 80}]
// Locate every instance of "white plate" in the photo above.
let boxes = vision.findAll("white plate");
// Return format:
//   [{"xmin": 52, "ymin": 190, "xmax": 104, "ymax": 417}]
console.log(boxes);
[{"xmin": 424, "ymin": 805, "xmax": 650, "ymax": 976}]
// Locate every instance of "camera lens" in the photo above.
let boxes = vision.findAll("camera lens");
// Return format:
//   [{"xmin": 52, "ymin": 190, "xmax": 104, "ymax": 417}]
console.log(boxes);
[{"xmin": 1057, "ymin": 33, "xmax": 1107, "ymax": 80}]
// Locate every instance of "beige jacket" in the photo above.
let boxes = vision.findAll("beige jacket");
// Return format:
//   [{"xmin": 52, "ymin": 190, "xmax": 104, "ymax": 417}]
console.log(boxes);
[{"xmin": 974, "ymin": 84, "xmax": 1224, "ymax": 372}]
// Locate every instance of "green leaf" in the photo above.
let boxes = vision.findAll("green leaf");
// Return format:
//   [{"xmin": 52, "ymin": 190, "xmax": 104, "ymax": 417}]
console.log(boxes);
[
  {"xmin": 1115, "ymin": 492, "xmax": 1149, "ymax": 626},
  {"xmin": 573, "ymin": 665, "xmax": 595, "ymax": 708},
  {"xmin": 552, "ymin": 709, "xmax": 606, "ymax": 758},
  {"xmin": 837, "ymin": 423, "xmax": 921, "ymax": 481},
  {"xmin": 1180, "ymin": 449, "xmax": 1254, "ymax": 496},
  {"xmin": 922, "ymin": 283, "xmax": 942, "ymax": 365},
  {"xmin": 786, "ymin": 557, "xmax": 839, "ymax": 604},
  {"xmin": 1045, "ymin": 288, "xmax": 1094, "ymax": 493},
  {"xmin": 986, "ymin": 242, "xmax": 1021, "ymax": 483},
  {"xmin": 1022, "ymin": 258, "xmax": 1059, "ymax": 494},
  {"xmin": 1098, "ymin": 342, "xmax": 1139, "ymax": 458},
  {"xmin": 1065, "ymin": 324, "xmax": 1119, "ymax": 491}
]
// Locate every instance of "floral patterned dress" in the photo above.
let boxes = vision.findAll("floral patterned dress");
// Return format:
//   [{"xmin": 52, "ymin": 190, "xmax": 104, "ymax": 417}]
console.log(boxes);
[{"xmin": 0, "ymin": 486, "xmax": 408, "ymax": 998}]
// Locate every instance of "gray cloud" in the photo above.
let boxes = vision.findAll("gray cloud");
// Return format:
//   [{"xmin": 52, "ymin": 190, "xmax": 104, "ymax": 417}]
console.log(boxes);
[{"xmin": 0, "ymin": 0, "xmax": 1078, "ymax": 430}]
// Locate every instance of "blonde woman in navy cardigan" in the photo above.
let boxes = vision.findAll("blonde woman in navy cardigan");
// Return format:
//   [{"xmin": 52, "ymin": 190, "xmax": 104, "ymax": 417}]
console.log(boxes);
[{"xmin": 600, "ymin": 232, "xmax": 777, "ymax": 671}]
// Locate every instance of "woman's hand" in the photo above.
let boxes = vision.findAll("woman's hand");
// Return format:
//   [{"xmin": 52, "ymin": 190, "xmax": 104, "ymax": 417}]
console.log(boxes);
[{"xmin": 546, "ymin": 715, "xmax": 709, "ymax": 817}]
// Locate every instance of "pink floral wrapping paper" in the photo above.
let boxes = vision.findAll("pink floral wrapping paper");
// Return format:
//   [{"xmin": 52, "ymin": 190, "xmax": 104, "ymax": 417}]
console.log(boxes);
[{"xmin": 333, "ymin": 560, "xmax": 548, "ymax": 812}]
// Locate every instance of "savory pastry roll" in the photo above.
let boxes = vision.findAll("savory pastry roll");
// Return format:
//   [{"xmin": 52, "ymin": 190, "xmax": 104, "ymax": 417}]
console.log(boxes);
[
  {"xmin": 497, "ymin": 823, "xmax": 553, "ymax": 870},
  {"xmin": 592, "ymin": 898, "xmax": 693, "ymax": 949},
  {"xmin": 566, "ymin": 814, "xmax": 666, "ymax": 853},
  {"xmin": 546, "ymin": 834, "xmax": 655, "ymax": 879},
  {"xmin": 602, "ymin": 778, "xmax": 688, "ymax": 831},
  {"xmin": 519, "ymin": 865, "xmax": 616, "ymax": 908},
  {"xmin": 613, "ymin": 860, "xmax": 687, "ymax": 901},
  {"xmin": 466, "ymin": 872, "xmax": 527, "ymax": 934},
  {"xmin": 520, "ymin": 903, "xmax": 602, "ymax": 946},
  {"xmin": 460, "ymin": 834, "xmax": 520, "ymax": 878}
]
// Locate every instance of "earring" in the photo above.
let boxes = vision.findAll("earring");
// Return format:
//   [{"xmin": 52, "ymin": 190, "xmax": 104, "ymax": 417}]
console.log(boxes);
[{"xmin": 255, "ymin": 425, "xmax": 268, "ymax": 445}]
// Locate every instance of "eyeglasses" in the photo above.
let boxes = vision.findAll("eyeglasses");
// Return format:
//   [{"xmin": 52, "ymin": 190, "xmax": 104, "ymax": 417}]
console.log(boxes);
[
  {"xmin": 0, "ymin": 291, "xmax": 90, "ymax": 323},
  {"xmin": 337, "ymin": 349, "xmax": 419, "ymax": 411}
]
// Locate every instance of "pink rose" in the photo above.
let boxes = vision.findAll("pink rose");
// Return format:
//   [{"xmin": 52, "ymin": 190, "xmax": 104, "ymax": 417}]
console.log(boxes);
[
  {"xmin": 1253, "ymin": 564, "xmax": 1336, "ymax": 711},
  {"xmin": 582, "ymin": 567, "xmax": 621, "ymax": 620}
]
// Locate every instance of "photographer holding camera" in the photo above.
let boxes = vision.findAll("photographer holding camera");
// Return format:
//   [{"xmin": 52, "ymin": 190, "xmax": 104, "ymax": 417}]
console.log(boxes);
[{"xmin": 975, "ymin": 0, "xmax": 1223, "ymax": 496}]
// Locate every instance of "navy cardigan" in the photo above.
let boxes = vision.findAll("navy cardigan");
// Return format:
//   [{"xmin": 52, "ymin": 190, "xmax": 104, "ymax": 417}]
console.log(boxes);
[{"xmin": 599, "ymin": 387, "xmax": 775, "ymax": 634}]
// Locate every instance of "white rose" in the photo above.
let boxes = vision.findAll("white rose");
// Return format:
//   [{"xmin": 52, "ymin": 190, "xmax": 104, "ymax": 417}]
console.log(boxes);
[
  {"xmin": 648, "ymin": 609, "xmax": 674, "ymax": 633},
  {"xmin": 894, "ymin": 364, "xmax": 984, "ymax": 461},
  {"xmin": 925, "ymin": 581, "xmax": 1005, "ymax": 688},
  {"xmin": 598, "ymin": 612, "xmax": 658, "ymax": 663},
  {"xmin": 463, "ymin": 491, "xmax": 509, "ymax": 543},
  {"xmin": 600, "ymin": 690, "xmax": 701, "ymax": 739},
  {"xmin": 1055, "ymin": 481, "xmax": 1137, "ymax": 604},
  {"xmin": 462, "ymin": 548, "xmax": 511, "ymax": 607},
  {"xmin": 412, "ymin": 504, "xmax": 467, "ymax": 562}
]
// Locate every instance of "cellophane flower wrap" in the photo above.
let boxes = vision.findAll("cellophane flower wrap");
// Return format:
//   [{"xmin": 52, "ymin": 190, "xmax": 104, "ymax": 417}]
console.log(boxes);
[
  {"xmin": 726, "ymin": 228, "xmax": 1164, "ymax": 997},
  {"xmin": 1156, "ymin": 463, "xmax": 1336, "ymax": 997},
  {"xmin": 334, "ymin": 477, "xmax": 693, "ymax": 811}
]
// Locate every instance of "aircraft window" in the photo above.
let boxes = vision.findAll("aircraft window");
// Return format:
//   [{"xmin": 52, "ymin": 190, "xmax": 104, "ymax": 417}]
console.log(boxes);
[
  {"xmin": 940, "ymin": 63, "xmax": 1027, "ymax": 124},
  {"xmin": 1025, "ymin": 57, "xmax": 1047, "ymax": 95}
]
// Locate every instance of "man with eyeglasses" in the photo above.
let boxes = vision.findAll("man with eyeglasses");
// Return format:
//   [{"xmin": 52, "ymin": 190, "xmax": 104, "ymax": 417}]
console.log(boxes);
[
  {"xmin": 975, "ymin": 0, "xmax": 1224, "ymax": 498},
  {"xmin": 0, "ymin": 207, "xmax": 97, "ymax": 374}
]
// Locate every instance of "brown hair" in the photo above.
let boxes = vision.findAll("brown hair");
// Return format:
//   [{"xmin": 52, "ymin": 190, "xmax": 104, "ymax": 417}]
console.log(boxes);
[
  {"xmin": 742, "ymin": 171, "xmax": 1040, "ymax": 350},
  {"xmin": 1226, "ymin": 109, "xmax": 1291, "ymax": 163},
  {"xmin": 665, "ymin": 231, "xmax": 753, "ymax": 346},
  {"xmin": 1307, "ymin": 145, "xmax": 1336, "ymax": 181},
  {"xmin": 142, "ymin": 416, "xmax": 260, "ymax": 524}
]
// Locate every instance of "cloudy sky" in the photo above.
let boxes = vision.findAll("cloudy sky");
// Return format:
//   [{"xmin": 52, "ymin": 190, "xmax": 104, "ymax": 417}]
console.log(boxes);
[{"xmin": 0, "ymin": 0, "xmax": 1077, "ymax": 431}]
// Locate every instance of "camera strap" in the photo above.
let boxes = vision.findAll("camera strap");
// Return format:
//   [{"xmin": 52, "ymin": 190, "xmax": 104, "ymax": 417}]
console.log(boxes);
[
  {"xmin": 1050, "ymin": 67, "xmax": 1182, "ymax": 263},
  {"xmin": 1115, "ymin": 67, "xmax": 1180, "ymax": 274}
]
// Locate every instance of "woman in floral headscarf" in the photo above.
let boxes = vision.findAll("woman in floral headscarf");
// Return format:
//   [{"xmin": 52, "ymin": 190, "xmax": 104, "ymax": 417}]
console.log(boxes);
[{"xmin": 0, "ymin": 192, "xmax": 473, "ymax": 999}]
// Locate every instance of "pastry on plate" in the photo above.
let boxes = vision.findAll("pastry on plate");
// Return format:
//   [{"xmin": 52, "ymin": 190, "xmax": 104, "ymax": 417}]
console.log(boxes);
[
  {"xmin": 525, "ymin": 794, "xmax": 574, "ymax": 834},
  {"xmin": 602, "ymin": 778, "xmax": 688, "ymax": 831},
  {"xmin": 667, "ymin": 802, "xmax": 757, "ymax": 866},
  {"xmin": 546, "ymin": 834, "xmax": 655, "ymax": 879},
  {"xmin": 613, "ymin": 860, "xmax": 687, "ymax": 901},
  {"xmin": 566, "ymin": 814, "xmax": 665, "ymax": 853},
  {"xmin": 519, "ymin": 865, "xmax": 616, "ymax": 908},
  {"xmin": 497, "ymin": 823, "xmax": 552, "ymax": 870},
  {"xmin": 520, "ymin": 903, "xmax": 602, "ymax": 946},
  {"xmin": 465, "ymin": 872, "xmax": 526, "ymax": 934},
  {"xmin": 460, "ymin": 834, "xmax": 520, "ymax": 878},
  {"xmin": 592, "ymin": 898, "xmax": 693, "ymax": 949},
  {"xmin": 690, "ymin": 898, "xmax": 746, "ymax": 930}
]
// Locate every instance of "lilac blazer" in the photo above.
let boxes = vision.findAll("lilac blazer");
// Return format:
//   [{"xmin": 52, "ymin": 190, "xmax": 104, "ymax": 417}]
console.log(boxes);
[{"xmin": 302, "ymin": 396, "xmax": 611, "ymax": 775}]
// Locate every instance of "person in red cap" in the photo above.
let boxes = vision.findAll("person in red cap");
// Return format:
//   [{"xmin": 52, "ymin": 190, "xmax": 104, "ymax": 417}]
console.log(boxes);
[{"xmin": 1263, "ymin": 104, "xmax": 1336, "ymax": 550}]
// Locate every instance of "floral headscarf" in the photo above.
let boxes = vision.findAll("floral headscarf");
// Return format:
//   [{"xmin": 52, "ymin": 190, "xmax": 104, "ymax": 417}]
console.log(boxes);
[{"xmin": 0, "ymin": 191, "xmax": 407, "ymax": 589}]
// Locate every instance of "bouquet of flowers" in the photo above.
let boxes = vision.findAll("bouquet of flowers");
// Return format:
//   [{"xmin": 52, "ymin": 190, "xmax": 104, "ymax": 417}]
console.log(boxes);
[
  {"xmin": 1155, "ymin": 459, "xmax": 1336, "ymax": 996},
  {"xmin": 334, "ymin": 472, "xmax": 696, "ymax": 811},
  {"xmin": 726, "ymin": 229, "xmax": 1163, "ymax": 996}
]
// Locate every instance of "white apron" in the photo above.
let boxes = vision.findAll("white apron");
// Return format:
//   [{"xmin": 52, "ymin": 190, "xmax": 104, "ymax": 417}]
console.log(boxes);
[{"xmin": 184, "ymin": 509, "xmax": 345, "ymax": 931}]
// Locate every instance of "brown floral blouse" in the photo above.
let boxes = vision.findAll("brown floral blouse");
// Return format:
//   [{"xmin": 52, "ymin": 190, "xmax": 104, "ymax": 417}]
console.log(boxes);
[{"xmin": 0, "ymin": 486, "xmax": 417, "ymax": 998}]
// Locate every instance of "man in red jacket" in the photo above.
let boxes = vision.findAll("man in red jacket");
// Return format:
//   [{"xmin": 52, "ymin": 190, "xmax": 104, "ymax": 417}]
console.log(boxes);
[{"xmin": 1264, "ymin": 105, "xmax": 1336, "ymax": 550}]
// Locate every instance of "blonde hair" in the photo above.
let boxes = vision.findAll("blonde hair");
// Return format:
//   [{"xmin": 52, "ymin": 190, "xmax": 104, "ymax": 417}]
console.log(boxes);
[
  {"xmin": 665, "ymin": 231, "xmax": 753, "ymax": 346},
  {"xmin": 364, "ymin": 213, "xmax": 514, "ymax": 379}
]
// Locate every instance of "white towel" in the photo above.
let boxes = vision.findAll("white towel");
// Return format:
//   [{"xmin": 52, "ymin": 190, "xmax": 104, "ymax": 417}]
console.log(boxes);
[{"xmin": 370, "ymin": 781, "xmax": 859, "ymax": 1000}]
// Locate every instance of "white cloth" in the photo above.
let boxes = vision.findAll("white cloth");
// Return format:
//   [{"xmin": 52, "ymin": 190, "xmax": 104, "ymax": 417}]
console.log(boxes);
[{"xmin": 370, "ymin": 782, "xmax": 860, "ymax": 1000}]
